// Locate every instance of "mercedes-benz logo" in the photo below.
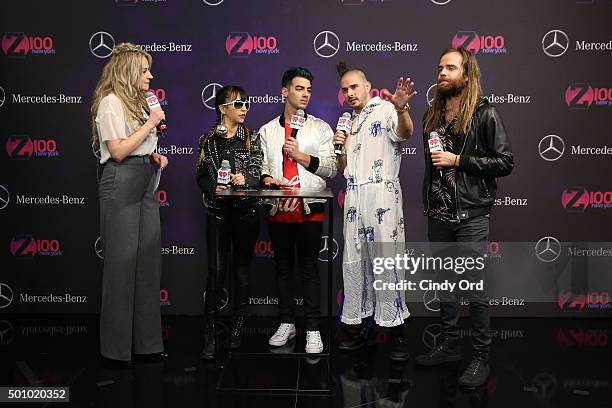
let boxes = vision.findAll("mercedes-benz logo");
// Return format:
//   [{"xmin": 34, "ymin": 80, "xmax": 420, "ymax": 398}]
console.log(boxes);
[
  {"xmin": 94, "ymin": 237, "xmax": 104, "ymax": 260},
  {"xmin": 0, "ymin": 320, "xmax": 15, "ymax": 346},
  {"xmin": 202, "ymin": 0, "xmax": 224, "ymax": 5},
  {"xmin": 0, "ymin": 86, "xmax": 6, "ymax": 108},
  {"xmin": 426, "ymin": 83, "xmax": 437, "ymax": 106},
  {"xmin": 201, "ymin": 83, "xmax": 223, "ymax": 110},
  {"xmin": 542, "ymin": 29, "xmax": 569, "ymax": 58},
  {"xmin": 423, "ymin": 289, "xmax": 440, "ymax": 312},
  {"xmin": 431, "ymin": 0, "xmax": 452, "ymax": 4},
  {"xmin": 535, "ymin": 236, "xmax": 561, "ymax": 263},
  {"xmin": 538, "ymin": 135, "xmax": 565, "ymax": 162},
  {"xmin": 313, "ymin": 31, "xmax": 340, "ymax": 58},
  {"xmin": 0, "ymin": 185, "xmax": 9, "ymax": 210},
  {"xmin": 89, "ymin": 31, "xmax": 115, "ymax": 59},
  {"xmin": 422, "ymin": 323, "xmax": 443, "ymax": 349},
  {"xmin": 203, "ymin": 288, "xmax": 229, "ymax": 310},
  {"xmin": 0, "ymin": 283, "xmax": 14, "ymax": 309},
  {"xmin": 318, "ymin": 236, "xmax": 339, "ymax": 262}
]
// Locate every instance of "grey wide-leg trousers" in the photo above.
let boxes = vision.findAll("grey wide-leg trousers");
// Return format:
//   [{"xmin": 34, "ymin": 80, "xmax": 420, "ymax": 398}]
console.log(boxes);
[{"xmin": 99, "ymin": 155, "xmax": 163, "ymax": 361}]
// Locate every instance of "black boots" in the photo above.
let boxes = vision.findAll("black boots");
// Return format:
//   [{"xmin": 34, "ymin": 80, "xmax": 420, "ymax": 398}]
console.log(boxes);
[
  {"xmin": 458, "ymin": 353, "xmax": 490, "ymax": 387},
  {"xmin": 338, "ymin": 319, "xmax": 373, "ymax": 351},
  {"xmin": 415, "ymin": 339, "xmax": 461, "ymax": 366},
  {"xmin": 389, "ymin": 324, "xmax": 410, "ymax": 362},
  {"xmin": 338, "ymin": 320, "xmax": 410, "ymax": 362},
  {"xmin": 416, "ymin": 340, "xmax": 490, "ymax": 387},
  {"xmin": 202, "ymin": 315, "xmax": 246, "ymax": 359}
]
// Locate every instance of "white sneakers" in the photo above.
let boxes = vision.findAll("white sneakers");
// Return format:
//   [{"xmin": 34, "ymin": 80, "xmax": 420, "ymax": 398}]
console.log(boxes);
[
  {"xmin": 268, "ymin": 323, "xmax": 296, "ymax": 346},
  {"xmin": 268, "ymin": 324, "xmax": 323, "ymax": 354},
  {"xmin": 305, "ymin": 331, "xmax": 323, "ymax": 354}
]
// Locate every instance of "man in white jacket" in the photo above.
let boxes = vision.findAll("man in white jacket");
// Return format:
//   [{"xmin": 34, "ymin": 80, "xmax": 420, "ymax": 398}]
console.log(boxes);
[
  {"xmin": 333, "ymin": 62, "xmax": 416, "ymax": 361},
  {"xmin": 259, "ymin": 67, "xmax": 337, "ymax": 354}
]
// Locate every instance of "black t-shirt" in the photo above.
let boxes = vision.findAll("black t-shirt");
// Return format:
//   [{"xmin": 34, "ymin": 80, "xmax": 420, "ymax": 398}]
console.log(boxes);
[{"xmin": 427, "ymin": 118, "xmax": 462, "ymax": 222}]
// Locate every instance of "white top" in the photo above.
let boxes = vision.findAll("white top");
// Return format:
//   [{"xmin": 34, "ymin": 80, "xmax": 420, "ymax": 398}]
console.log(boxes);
[
  {"xmin": 258, "ymin": 113, "xmax": 337, "ymax": 213},
  {"xmin": 95, "ymin": 93, "xmax": 158, "ymax": 164},
  {"xmin": 345, "ymin": 97, "xmax": 402, "ymax": 184}
]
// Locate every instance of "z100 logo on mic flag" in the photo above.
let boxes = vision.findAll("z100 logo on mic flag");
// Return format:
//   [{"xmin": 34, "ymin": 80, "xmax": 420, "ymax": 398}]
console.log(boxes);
[
  {"xmin": 5, "ymin": 136, "xmax": 59, "ymax": 159},
  {"xmin": 452, "ymin": 31, "xmax": 507, "ymax": 55},
  {"xmin": 1, "ymin": 32, "xmax": 56, "ymax": 57},
  {"xmin": 225, "ymin": 32, "xmax": 279, "ymax": 57},
  {"xmin": 10, "ymin": 236, "xmax": 62, "ymax": 258},
  {"xmin": 562, "ymin": 187, "xmax": 612, "ymax": 211},
  {"xmin": 148, "ymin": 88, "xmax": 168, "ymax": 106},
  {"xmin": 565, "ymin": 84, "xmax": 612, "ymax": 109}
]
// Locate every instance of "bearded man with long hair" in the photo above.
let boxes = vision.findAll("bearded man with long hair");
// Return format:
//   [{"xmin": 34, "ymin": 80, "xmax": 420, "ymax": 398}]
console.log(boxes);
[{"xmin": 415, "ymin": 48, "xmax": 513, "ymax": 387}]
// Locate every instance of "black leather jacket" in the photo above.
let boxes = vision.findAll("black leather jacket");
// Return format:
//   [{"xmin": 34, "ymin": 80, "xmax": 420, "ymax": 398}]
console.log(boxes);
[
  {"xmin": 196, "ymin": 125, "xmax": 263, "ymax": 212},
  {"xmin": 422, "ymin": 98, "xmax": 514, "ymax": 220}
]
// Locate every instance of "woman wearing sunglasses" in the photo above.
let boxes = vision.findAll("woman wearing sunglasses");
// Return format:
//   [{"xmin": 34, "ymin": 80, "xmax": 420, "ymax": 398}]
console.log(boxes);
[{"xmin": 196, "ymin": 86, "xmax": 262, "ymax": 360}]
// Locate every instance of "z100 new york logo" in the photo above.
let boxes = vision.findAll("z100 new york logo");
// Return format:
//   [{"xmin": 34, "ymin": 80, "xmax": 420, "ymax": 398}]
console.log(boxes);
[
  {"xmin": 452, "ymin": 31, "xmax": 507, "ymax": 55},
  {"xmin": 157, "ymin": 190, "xmax": 170, "ymax": 207},
  {"xmin": 5, "ymin": 136, "xmax": 59, "ymax": 159},
  {"xmin": 562, "ymin": 187, "xmax": 612, "ymax": 211},
  {"xmin": 226, "ymin": 33, "xmax": 279, "ymax": 57},
  {"xmin": 2, "ymin": 32, "xmax": 56, "ymax": 57},
  {"xmin": 10, "ymin": 236, "xmax": 62, "ymax": 257},
  {"xmin": 558, "ymin": 291, "xmax": 611, "ymax": 312},
  {"xmin": 565, "ymin": 83, "xmax": 612, "ymax": 109}
]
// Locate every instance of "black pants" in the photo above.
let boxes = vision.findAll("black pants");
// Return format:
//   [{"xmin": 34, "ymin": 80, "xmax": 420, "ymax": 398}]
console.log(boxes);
[
  {"xmin": 205, "ymin": 205, "xmax": 259, "ymax": 316},
  {"xmin": 427, "ymin": 215, "xmax": 491, "ymax": 355},
  {"xmin": 268, "ymin": 221, "xmax": 323, "ymax": 331}
]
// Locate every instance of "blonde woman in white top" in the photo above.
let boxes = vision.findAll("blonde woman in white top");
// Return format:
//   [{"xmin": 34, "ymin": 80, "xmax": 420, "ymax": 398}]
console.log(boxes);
[{"xmin": 91, "ymin": 43, "xmax": 168, "ymax": 363}]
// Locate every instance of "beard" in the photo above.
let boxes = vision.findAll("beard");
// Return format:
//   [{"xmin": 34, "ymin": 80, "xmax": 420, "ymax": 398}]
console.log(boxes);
[{"xmin": 437, "ymin": 78, "xmax": 466, "ymax": 98}]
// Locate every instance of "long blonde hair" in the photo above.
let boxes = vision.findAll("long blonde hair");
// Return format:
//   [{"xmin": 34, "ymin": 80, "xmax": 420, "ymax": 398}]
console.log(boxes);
[
  {"xmin": 424, "ymin": 48, "xmax": 482, "ymax": 135},
  {"xmin": 90, "ymin": 43, "xmax": 152, "ymax": 145}
]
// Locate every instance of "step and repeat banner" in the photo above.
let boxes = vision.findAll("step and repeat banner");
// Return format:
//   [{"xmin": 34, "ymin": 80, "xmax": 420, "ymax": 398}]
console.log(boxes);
[{"xmin": 1, "ymin": 0, "xmax": 611, "ymax": 317}]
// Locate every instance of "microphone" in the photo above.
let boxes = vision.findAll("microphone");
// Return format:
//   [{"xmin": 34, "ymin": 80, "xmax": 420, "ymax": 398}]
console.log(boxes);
[
  {"xmin": 334, "ymin": 112, "xmax": 352, "ymax": 155},
  {"xmin": 289, "ymin": 109, "xmax": 306, "ymax": 138},
  {"xmin": 284, "ymin": 109, "xmax": 305, "ymax": 162},
  {"xmin": 144, "ymin": 91, "xmax": 168, "ymax": 133},
  {"xmin": 428, "ymin": 131, "xmax": 444, "ymax": 178}
]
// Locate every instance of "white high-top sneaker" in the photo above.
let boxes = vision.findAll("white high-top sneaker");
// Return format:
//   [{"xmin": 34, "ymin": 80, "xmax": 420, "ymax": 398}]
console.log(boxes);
[
  {"xmin": 269, "ymin": 323, "xmax": 296, "ymax": 347},
  {"xmin": 305, "ymin": 330, "xmax": 323, "ymax": 354}
]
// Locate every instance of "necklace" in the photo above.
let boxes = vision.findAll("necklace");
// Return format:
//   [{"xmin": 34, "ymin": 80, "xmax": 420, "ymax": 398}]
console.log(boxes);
[{"xmin": 349, "ymin": 102, "xmax": 380, "ymax": 136}]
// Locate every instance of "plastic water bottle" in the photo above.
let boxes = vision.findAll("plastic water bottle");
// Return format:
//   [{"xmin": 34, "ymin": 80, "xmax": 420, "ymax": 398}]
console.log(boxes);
[{"xmin": 217, "ymin": 160, "xmax": 231, "ymax": 185}]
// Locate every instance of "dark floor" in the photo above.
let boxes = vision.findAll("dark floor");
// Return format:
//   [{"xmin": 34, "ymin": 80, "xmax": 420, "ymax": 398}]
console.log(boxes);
[{"xmin": 0, "ymin": 315, "xmax": 610, "ymax": 407}]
